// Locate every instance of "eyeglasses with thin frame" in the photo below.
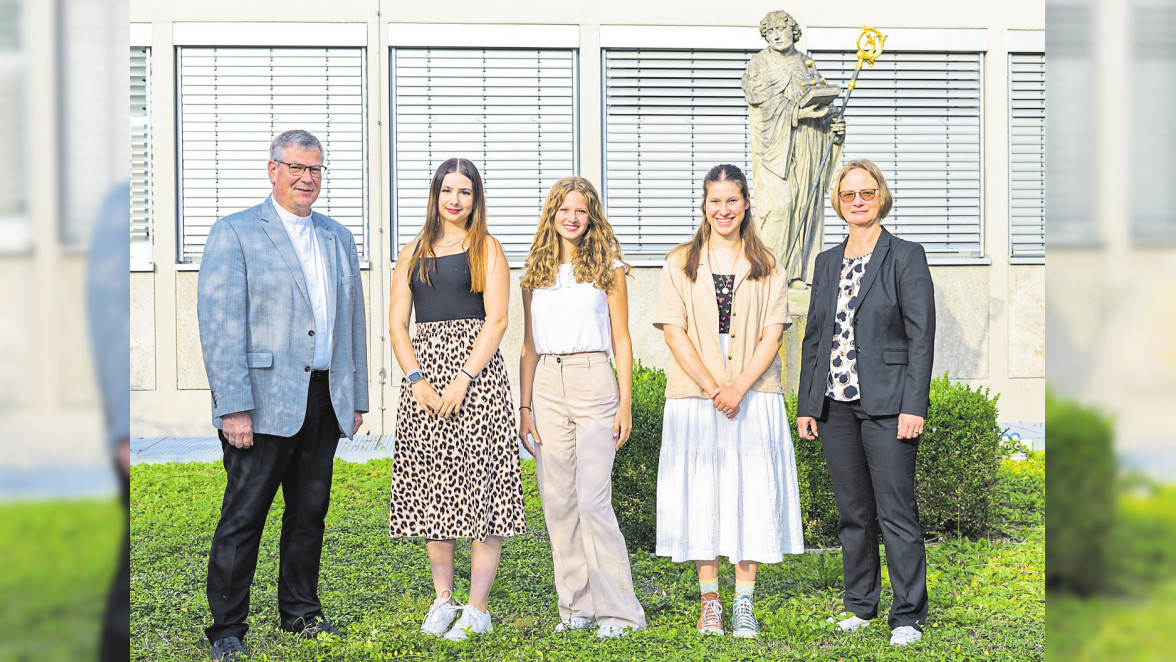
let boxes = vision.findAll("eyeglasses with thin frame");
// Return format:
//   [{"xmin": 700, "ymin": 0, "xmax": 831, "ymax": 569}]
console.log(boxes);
[
  {"xmin": 274, "ymin": 160, "xmax": 326, "ymax": 178},
  {"xmin": 838, "ymin": 188, "xmax": 879, "ymax": 203}
]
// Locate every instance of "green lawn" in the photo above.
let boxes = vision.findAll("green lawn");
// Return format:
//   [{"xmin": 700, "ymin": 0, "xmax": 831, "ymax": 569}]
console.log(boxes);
[
  {"xmin": 1047, "ymin": 484, "xmax": 1176, "ymax": 661},
  {"xmin": 131, "ymin": 456, "xmax": 1044, "ymax": 661},
  {"xmin": 1, "ymin": 497, "xmax": 124, "ymax": 661}
]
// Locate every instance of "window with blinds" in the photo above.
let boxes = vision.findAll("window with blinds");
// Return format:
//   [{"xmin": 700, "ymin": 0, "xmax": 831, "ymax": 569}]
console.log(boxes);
[
  {"xmin": 603, "ymin": 48, "xmax": 758, "ymax": 259},
  {"xmin": 61, "ymin": 0, "xmax": 128, "ymax": 247},
  {"xmin": 1009, "ymin": 52, "xmax": 1045, "ymax": 260},
  {"xmin": 1132, "ymin": 0, "xmax": 1176, "ymax": 242},
  {"xmin": 391, "ymin": 48, "xmax": 577, "ymax": 260},
  {"xmin": 811, "ymin": 51, "xmax": 984, "ymax": 256},
  {"xmin": 1046, "ymin": 1, "xmax": 1094, "ymax": 243},
  {"xmin": 131, "ymin": 46, "xmax": 152, "ymax": 266},
  {"xmin": 177, "ymin": 47, "xmax": 368, "ymax": 263},
  {"xmin": 0, "ymin": 0, "xmax": 24, "ymax": 251}
]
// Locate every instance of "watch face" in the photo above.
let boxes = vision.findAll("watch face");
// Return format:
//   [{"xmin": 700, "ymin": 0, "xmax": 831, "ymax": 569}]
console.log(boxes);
[{"xmin": 408, "ymin": 370, "xmax": 422, "ymax": 384}]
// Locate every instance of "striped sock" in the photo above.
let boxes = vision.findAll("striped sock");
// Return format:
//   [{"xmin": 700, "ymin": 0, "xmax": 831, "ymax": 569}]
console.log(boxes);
[
  {"xmin": 699, "ymin": 578, "xmax": 719, "ymax": 597},
  {"xmin": 735, "ymin": 579, "xmax": 755, "ymax": 599}
]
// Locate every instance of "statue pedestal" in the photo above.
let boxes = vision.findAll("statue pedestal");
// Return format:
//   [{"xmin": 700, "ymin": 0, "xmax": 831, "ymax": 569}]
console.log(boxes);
[{"xmin": 780, "ymin": 287, "xmax": 812, "ymax": 398}]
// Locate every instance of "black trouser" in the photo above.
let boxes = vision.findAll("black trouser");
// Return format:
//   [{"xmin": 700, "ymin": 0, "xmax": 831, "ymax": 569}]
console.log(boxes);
[
  {"xmin": 205, "ymin": 371, "xmax": 340, "ymax": 643},
  {"xmin": 100, "ymin": 469, "xmax": 130, "ymax": 662},
  {"xmin": 818, "ymin": 397, "xmax": 928, "ymax": 630}
]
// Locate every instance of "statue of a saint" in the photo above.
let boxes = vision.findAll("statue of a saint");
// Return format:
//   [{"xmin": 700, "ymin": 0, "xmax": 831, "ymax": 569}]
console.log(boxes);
[{"xmin": 743, "ymin": 10, "xmax": 846, "ymax": 288}]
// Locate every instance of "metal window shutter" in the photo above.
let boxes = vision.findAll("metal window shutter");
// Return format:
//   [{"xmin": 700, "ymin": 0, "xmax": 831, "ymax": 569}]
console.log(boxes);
[
  {"xmin": 1131, "ymin": 1, "xmax": 1175, "ymax": 241},
  {"xmin": 1009, "ymin": 52, "xmax": 1044, "ymax": 259},
  {"xmin": 603, "ymin": 48, "xmax": 758, "ymax": 259},
  {"xmin": 0, "ymin": 0, "xmax": 22, "ymax": 225},
  {"xmin": 811, "ymin": 51, "xmax": 984, "ymax": 256},
  {"xmin": 1045, "ymin": 3, "xmax": 1094, "ymax": 243},
  {"xmin": 177, "ymin": 47, "xmax": 369, "ymax": 263},
  {"xmin": 391, "ymin": 48, "xmax": 578, "ymax": 260},
  {"xmin": 61, "ymin": 0, "xmax": 127, "ymax": 246},
  {"xmin": 130, "ymin": 46, "xmax": 152, "ymax": 263}
]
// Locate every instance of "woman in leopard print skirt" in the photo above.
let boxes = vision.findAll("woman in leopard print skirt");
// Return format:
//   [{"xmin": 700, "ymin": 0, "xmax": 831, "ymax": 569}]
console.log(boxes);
[{"xmin": 388, "ymin": 157, "xmax": 527, "ymax": 642}]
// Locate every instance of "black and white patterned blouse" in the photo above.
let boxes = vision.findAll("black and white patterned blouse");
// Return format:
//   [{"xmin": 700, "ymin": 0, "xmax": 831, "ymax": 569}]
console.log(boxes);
[
  {"xmin": 826, "ymin": 253, "xmax": 873, "ymax": 401},
  {"xmin": 713, "ymin": 273, "xmax": 735, "ymax": 334}
]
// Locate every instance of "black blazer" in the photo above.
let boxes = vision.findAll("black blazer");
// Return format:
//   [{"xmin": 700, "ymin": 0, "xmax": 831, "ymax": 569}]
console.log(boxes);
[{"xmin": 797, "ymin": 227, "xmax": 936, "ymax": 419}]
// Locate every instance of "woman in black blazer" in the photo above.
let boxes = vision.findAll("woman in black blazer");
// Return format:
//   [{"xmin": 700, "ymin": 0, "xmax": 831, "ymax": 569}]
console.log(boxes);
[{"xmin": 796, "ymin": 159, "xmax": 935, "ymax": 647}]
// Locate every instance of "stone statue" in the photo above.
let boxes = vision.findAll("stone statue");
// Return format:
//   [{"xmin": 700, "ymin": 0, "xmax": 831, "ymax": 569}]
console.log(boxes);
[{"xmin": 743, "ymin": 10, "xmax": 846, "ymax": 288}]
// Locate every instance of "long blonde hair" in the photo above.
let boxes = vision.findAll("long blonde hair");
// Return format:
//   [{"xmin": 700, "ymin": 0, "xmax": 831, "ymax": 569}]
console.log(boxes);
[
  {"xmin": 671, "ymin": 164, "xmax": 776, "ymax": 282},
  {"xmin": 521, "ymin": 177, "xmax": 630, "ymax": 292},
  {"xmin": 406, "ymin": 158, "xmax": 489, "ymax": 292}
]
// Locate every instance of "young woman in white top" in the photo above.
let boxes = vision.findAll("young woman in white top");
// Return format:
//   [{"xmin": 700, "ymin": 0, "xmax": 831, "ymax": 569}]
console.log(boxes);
[{"xmin": 517, "ymin": 176, "xmax": 647, "ymax": 638}]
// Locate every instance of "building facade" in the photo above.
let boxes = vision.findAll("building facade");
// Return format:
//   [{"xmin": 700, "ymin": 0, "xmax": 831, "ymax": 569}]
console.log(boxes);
[{"xmin": 128, "ymin": 0, "xmax": 1045, "ymax": 436}]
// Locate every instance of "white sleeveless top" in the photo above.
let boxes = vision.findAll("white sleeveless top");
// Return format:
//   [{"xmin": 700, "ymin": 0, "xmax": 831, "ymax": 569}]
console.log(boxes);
[{"xmin": 527, "ymin": 261, "xmax": 621, "ymax": 355}]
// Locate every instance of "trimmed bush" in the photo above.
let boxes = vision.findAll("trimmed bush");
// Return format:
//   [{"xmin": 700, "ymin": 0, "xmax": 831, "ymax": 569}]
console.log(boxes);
[
  {"xmin": 1045, "ymin": 389, "xmax": 1114, "ymax": 595},
  {"xmin": 615, "ymin": 366, "xmax": 1005, "ymax": 550},
  {"xmin": 612, "ymin": 361, "xmax": 666, "ymax": 552}
]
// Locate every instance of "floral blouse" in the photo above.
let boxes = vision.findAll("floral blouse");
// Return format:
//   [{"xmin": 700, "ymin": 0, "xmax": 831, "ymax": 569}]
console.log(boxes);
[
  {"xmin": 713, "ymin": 273, "xmax": 735, "ymax": 334},
  {"xmin": 826, "ymin": 253, "xmax": 872, "ymax": 401}
]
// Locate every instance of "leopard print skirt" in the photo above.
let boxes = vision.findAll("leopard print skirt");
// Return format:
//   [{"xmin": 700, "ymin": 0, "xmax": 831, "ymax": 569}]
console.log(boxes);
[{"xmin": 389, "ymin": 317, "xmax": 528, "ymax": 541}]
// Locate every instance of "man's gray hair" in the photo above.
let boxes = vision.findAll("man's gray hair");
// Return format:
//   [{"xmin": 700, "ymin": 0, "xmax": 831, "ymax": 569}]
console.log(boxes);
[{"xmin": 270, "ymin": 129, "xmax": 324, "ymax": 162}]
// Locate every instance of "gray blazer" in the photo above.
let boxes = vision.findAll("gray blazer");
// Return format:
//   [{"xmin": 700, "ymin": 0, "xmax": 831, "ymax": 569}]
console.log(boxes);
[
  {"xmin": 797, "ymin": 227, "xmax": 936, "ymax": 419},
  {"xmin": 197, "ymin": 196, "xmax": 369, "ymax": 439}
]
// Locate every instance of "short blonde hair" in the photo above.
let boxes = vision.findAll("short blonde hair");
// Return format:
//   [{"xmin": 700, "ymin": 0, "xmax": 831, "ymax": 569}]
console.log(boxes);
[{"xmin": 830, "ymin": 158, "xmax": 894, "ymax": 221}]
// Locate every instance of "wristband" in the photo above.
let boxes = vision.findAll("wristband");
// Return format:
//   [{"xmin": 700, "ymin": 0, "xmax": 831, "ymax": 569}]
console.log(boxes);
[
  {"xmin": 519, "ymin": 405, "xmax": 532, "ymax": 412},
  {"xmin": 460, "ymin": 368, "xmax": 476, "ymax": 381}
]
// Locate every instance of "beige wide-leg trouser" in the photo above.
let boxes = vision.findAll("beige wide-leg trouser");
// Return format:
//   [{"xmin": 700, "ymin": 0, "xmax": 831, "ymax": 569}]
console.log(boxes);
[{"xmin": 532, "ymin": 352, "xmax": 647, "ymax": 630}]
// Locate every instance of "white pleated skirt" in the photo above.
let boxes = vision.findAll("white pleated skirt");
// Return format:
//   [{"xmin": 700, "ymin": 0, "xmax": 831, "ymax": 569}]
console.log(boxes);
[{"xmin": 655, "ymin": 360, "xmax": 805, "ymax": 563}]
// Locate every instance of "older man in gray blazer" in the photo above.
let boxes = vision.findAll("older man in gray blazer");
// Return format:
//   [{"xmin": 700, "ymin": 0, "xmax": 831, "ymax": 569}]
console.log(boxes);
[{"xmin": 197, "ymin": 129, "xmax": 368, "ymax": 661}]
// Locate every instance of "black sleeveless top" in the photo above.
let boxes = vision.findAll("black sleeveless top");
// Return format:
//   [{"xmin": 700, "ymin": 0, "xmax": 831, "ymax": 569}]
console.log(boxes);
[{"xmin": 410, "ymin": 251, "xmax": 486, "ymax": 322}]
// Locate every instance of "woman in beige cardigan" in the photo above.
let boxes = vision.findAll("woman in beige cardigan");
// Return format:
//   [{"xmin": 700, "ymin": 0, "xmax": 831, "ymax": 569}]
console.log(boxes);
[{"xmin": 654, "ymin": 164, "xmax": 804, "ymax": 639}]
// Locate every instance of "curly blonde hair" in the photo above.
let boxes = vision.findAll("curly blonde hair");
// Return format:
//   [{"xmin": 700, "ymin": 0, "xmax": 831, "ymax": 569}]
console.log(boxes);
[{"xmin": 521, "ymin": 177, "xmax": 630, "ymax": 292}]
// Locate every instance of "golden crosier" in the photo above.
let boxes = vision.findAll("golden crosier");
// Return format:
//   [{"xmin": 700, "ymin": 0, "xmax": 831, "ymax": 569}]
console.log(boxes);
[{"xmin": 849, "ymin": 27, "xmax": 887, "ymax": 87}]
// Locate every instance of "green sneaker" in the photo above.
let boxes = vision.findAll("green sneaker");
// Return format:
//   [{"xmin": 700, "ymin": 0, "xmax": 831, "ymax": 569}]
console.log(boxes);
[{"xmin": 731, "ymin": 595, "xmax": 759, "ymax": 639}]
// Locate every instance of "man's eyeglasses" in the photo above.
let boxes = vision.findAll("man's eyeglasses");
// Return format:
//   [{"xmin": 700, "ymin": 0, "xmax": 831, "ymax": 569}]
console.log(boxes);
[
  {"xmin": 274, "ymin": 160, "xmax": 325, "ymax": 178},
  {"xmin": 838, "ymin": 188, "xmax": 879, "ymax": 203}
]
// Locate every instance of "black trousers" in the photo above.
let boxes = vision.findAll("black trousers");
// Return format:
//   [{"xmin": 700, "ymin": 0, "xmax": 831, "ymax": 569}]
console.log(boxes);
[
  {"xmin": 205, "ymin": 372, "xmax": 340, "ymax": 643},
  {"xmin": 818, "ymin": 397, "xmax": 928, "ymax": 630},
  {"xmin": 100, "ymin": 469, "xmax": 130, "ymax": 662}
]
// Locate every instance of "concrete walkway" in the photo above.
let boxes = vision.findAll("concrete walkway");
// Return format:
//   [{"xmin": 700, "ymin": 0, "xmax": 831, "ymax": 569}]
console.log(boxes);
[
  {"xmin": 0, "ymin": 422, "xmax": 1044, "ymax": 500},
  {"xmin": 131, "ymin": 422, "xmax": 1045, "ymax": 465},
  {"xmin": 131, "ymin": 434, "xmax": 398, "ymax": 465}
]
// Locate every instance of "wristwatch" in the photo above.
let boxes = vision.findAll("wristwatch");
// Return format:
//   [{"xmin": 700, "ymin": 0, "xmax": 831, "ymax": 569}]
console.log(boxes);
[{"xmin": 406, "ymin": 369, "xmax": 424, "ymax": 385}]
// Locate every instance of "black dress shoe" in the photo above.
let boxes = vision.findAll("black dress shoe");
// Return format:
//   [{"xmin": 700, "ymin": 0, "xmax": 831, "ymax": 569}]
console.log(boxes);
[
  {"xmin": 286, "ymin": 615, "xmax": 342, "ymax": 640},
  {"xmin": 209, "ymin": 635, "xmax": 246, "ymax": 660}
]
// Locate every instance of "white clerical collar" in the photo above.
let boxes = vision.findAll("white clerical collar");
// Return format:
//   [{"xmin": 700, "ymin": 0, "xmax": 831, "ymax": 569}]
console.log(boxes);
[{"xmin": 272, "ymin": 197, "xmax": 313, "ymax": 228}]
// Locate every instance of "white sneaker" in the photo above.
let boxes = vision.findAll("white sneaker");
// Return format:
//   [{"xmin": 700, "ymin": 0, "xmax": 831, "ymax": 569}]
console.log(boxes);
[
  {"xmin": 829, "ymin": 614, "xmax": 872, "ymax": 632},
  {"xmin": 554, "ymin": 616, "xmax": 593, "ymax": 632},
  {"xmin": 596, "ymin": 625, "xmax": 632, "ymax": 639},
  {"xmin": 420, "ymin": 590, "xmax": 460, "ymax": 637},
  {"xmin": 890, "ymin": 625, "xmax": 923, "ymax": 646},
  {"xmin": 443, "ymin": 604, "xmax": 493, "ymax": 641}
]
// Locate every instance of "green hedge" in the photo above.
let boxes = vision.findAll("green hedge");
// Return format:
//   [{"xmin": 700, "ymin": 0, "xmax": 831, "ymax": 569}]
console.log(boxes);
[
  {"xmin": 613, "ymin": 365, "xmax": 1004, "ymax": 550},
  {"xmin": 1045, "ymin": 389, "xmax": 1115, "ymax": 595}
]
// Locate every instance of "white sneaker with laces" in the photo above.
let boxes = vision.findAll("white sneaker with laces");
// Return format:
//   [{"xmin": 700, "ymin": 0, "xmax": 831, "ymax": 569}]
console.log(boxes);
[
  {"xmin": 554, "ymin": 616, "xmax": 593, "ymax": 632},
  {"xmin": 420, "ymin": 590, "xmax": 460, "ymax": 637},
  {"xmin": 890, "ymin": 625, "xmax": 923, "ymax": 646},
  {"xmin": 830, "ymin": 614, "xmax": 872, "ymax": 631},
  {"xmin": 443, "ymin": 604, "xmax": 494, "ymax": 641}
]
